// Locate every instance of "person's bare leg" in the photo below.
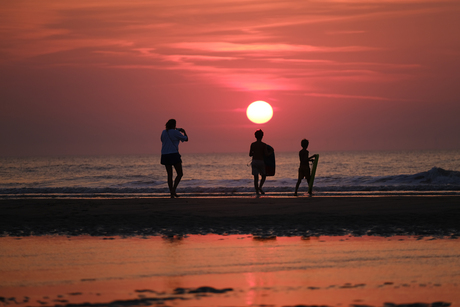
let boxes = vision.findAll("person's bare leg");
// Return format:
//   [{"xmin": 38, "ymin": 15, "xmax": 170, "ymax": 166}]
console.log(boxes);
[
  {"xmin": 294, "ymin": 179, "xmax": 302, "ymax": 196},
  {"xmin": 172, "ymin": 163, "xmax": 183, "ymax": 197},
  {"xmin": 253, "ymin": 175, "xmax": 260, "ymax": 196},
  {"xmin": 165, "ymin": 165, "xmax": 174, "ymax": 198},
  {"xmin": 295, "ymin": 168, "xmax": 303, "ymax": 196},
  {"xmin": 259, "ymin": 175, "xmax": 266, "ymax": 194},
  {"xmin": 306, "ymin": 170, "xmax": 312, "ymax": 196}
]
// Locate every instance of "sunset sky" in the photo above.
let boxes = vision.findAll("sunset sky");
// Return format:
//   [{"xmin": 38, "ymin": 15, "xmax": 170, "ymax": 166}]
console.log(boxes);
[{"xmin": 1, "ymin": 0, "xmax": 459, "ymax": 156}]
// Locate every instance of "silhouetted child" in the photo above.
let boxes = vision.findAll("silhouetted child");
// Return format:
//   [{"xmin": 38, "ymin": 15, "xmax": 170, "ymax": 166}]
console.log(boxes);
[
  {"xmin": 249, "ymin": 129, "xmax": 272, "ymax": 196},
  {"xmin": 294, "ymin": 139, "xmax": 314, "ymax": 196}
]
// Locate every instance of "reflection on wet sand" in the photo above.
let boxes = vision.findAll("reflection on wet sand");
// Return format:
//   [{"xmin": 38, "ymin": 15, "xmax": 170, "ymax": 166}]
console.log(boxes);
[{"xmin": 0, "ymin": 235, "xmax": 458, "ymax": 307}]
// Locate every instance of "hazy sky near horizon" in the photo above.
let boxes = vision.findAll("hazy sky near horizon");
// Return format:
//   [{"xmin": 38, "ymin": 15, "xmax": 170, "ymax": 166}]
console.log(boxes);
[{"xmin": 1, "ymin": 0, "xmax": 460, "ymax": 156}]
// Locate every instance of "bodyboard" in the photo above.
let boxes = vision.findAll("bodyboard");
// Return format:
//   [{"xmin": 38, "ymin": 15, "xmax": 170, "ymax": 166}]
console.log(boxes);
[
  {"xmin": 264, "ymin": 145, "xmax": 276, "ymax": 176},
  {"xmin": 308, "ymin": 154, "xmax": 319, "ymax": 195}
]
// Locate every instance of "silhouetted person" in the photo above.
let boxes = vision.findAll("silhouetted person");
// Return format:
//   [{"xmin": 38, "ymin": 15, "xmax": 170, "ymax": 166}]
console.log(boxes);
[
  {"xmin": 160, "ymin": 119, "xmax": 188, "ymax": 198},
  {"xmin": 294, "ymin": 139, "xmax": 314, "ymax": 196},
  {"xmin": 249, "ymin": 129, "xmax": 272, "ymax": 196}
]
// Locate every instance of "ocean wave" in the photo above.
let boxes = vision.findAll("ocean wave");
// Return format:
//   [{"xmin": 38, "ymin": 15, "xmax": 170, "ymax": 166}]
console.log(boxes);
[
  {"xmin": 1, "ymin": 167, "xmax": 459, "ymax": 197},
  {"xmin": 360, "ymin": 167, "xmax": 460, "ymax": 188}
]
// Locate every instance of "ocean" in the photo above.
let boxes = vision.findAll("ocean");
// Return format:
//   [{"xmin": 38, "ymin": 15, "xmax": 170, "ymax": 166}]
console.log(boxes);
[{"xmin": 1, "ymin": 150, "xmax": 460, "ymax": 198}]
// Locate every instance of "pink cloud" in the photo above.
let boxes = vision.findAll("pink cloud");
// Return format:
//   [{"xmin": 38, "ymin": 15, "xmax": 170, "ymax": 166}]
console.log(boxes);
[
  {"xmin": 303, "ymin": 92, "xmax": 395, "ymax": 101},
  {"xmin": 326, "ymin": 30, "xmax": 367, "ymax": 35}
]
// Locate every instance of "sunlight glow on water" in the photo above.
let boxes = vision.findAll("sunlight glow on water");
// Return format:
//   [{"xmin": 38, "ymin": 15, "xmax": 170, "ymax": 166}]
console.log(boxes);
[{"xmin": 0, "ymin": 235, "xmax": 459, "ymax": 306}]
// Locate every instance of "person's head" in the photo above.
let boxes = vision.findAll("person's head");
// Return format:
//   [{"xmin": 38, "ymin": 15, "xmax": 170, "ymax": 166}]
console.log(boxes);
[
  {"xmin": 165, "ymin": 119, "xmax": 176, "ymax": 130},
  {"xmin": 254, "ymin": 129, "xmax": 264, "ymax": 140},
  {"xmin": 301, "ymin": 139, "xmax": 309, "ymax": 149}
]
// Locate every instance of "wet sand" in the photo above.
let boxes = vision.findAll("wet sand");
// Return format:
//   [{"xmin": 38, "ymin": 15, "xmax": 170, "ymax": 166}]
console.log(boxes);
[
  {"xmin": 1, "ymin": 196, "xmax": 460, "ymax": 306},
  {"xmin": 1, "ymin": 196, "xmax": 460, "ymax": 237},
  {"xmin": 0, "ymin": 235, "xmax": 459, "ymax": 307}
]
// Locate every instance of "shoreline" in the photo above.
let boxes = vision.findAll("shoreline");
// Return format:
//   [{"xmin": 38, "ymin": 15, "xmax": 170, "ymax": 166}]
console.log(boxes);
[
  {"xmin": 2, "ymin": 191, "xmax": 460, "ymax": 199},
  {"xmin": 1, "ymin": 196, "xmax": 459, "ymax": 238},
  {"xmin": 1, "ymin": 189, "xmax": 459, "ymax": 199}
]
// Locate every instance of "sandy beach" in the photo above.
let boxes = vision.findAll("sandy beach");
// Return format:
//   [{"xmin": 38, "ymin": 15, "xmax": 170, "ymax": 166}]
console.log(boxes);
[{"xmin": 1, "ymin": 196, "xmax": 459, "ymax": 237}]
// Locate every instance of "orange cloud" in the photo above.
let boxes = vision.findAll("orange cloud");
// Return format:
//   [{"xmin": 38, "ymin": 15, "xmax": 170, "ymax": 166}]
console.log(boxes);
[{"xmin": 169, "ymin": 42, "xmax": 378, "ymax": 53}]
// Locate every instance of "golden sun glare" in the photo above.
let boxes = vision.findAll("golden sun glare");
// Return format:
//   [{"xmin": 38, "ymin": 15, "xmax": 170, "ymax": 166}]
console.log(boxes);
[{"xmin": 246, "ymin": 101, "xmax": 273, "ymax": 124}]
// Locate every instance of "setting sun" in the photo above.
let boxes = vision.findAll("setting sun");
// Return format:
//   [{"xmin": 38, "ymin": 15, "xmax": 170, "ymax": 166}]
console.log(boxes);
[{"xmin": 246, "ymin": 101, "xmax": 273, "ymax": 124}]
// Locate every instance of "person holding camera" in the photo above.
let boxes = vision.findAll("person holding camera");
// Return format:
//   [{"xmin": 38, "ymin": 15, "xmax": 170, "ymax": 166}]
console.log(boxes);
[{"xmin": 160, "ymin": 119, "xmax": 188, "ymax": 198}]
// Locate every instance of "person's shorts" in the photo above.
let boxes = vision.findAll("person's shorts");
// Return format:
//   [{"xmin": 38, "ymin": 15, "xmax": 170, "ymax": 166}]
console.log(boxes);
[
  {"xmin": 251, "ymin": 159, "xmax": 266, "ymax": 176},
  {"xmin": 298, "ymin": 164, "xmax": 310, "ymax": 179},
  {"xmin": 161, "ymin": 153, "xmax": 182, "ymax": 165}
]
